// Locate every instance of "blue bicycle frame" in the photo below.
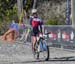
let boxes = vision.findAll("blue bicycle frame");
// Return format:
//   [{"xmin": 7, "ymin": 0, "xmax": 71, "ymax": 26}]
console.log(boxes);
[{"xmin": 39, "ymin": 39, "xmax": 47, "ymax": 51}]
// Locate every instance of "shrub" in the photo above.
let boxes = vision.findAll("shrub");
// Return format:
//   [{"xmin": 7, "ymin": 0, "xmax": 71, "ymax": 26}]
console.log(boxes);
[{"xmin": 45, "ymin": 17, "xmax": 58, "ymax": 25}]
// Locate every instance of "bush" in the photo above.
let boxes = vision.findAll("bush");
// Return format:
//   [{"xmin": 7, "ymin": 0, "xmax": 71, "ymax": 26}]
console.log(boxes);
[
  {"xmin": 0, "ymin": 20, "xmax": 10, "ymax": 35},
  {"xmin": 45, "ymin": 17, "xmax": 58, "ymax": 25}
]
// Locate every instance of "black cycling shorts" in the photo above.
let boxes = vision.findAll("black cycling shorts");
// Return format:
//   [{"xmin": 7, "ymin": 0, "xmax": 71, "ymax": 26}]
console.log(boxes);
[{"xmin": 31, "ymin": 27, "xmax": 39, "ymax": 36}]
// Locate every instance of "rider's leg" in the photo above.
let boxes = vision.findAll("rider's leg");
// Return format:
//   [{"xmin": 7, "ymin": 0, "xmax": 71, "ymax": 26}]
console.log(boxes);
[
  {"xmin": 32, "ymin": 36, "xmax": 37, "ymax": 51},
  {"xmin": 32, "ymin": 28, "xmax": 39, "ymax": 51},
  {"xmin": 2, "ymin": 29, "xmax": 14, "ymax": 40}
]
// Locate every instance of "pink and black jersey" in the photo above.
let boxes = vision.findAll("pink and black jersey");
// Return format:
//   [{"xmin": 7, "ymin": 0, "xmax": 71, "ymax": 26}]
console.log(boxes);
[{"xmin": 29, "ymin": 16, "xmax": 43, "ymax": 27}]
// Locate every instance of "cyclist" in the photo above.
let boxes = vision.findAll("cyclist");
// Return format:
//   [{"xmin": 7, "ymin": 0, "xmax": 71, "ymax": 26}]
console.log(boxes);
[{"xmin": 29, "ymin": 9, "xmax": 43, "ymax": 51}]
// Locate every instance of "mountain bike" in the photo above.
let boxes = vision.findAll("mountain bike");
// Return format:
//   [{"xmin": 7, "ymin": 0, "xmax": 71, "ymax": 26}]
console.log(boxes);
[{"xmin": 32, "ymin": 33, "xmax": 50, "ymax": 61}]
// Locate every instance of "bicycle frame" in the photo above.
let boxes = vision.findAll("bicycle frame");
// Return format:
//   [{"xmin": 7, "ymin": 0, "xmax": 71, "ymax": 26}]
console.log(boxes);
[{"xmin": 37, "ymin": 37, "xmax": 47, "ymax": 52}]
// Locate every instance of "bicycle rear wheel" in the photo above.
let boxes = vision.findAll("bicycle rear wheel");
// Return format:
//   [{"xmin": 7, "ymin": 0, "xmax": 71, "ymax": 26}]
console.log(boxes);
[{"xmin": 32, "ymin": 43, "xmax": 40, "ymax": 59}]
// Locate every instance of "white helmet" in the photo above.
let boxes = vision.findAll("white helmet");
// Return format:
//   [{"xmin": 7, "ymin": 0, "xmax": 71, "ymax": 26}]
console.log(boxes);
[{"xmin": 31, "ymin": 9, "xmax": 37, "ymax": 14}]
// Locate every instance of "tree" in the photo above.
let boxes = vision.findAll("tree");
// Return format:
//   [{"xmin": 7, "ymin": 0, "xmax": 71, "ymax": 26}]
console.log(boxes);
[{"xmin": 0, "ymin": 0, "xmax": 17, "ymax": 22}]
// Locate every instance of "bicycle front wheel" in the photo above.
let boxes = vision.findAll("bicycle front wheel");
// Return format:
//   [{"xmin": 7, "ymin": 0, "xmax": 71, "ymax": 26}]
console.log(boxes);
[{"xmin": 38, "ymin": 45, "xmax": 49, "ymax": 61}]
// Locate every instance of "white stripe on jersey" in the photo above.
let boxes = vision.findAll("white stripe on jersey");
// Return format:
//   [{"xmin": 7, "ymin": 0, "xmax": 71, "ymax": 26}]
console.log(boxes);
[
  {"xmin": 30, "ymin": 16, "xmax": 42, "ymax": 22},
  {"xmin": 32, "ymin": 18, "xmax": 41, "ymax": 22}
]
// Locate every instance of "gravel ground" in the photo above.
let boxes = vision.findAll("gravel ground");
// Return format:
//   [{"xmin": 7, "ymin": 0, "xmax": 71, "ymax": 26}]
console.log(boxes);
[{"xmin": 0, "ymin": 40, "xmax": 75, "ymax": 64}]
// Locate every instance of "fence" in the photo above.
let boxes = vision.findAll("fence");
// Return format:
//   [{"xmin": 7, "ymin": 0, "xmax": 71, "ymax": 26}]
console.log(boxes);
[
  {"xmin": 19, "ymin": 25, "xmax": 75, "ymax": 50},
  {"xmin": 44, "ymin": 25, "xmax": 75, "ymax": 50}
]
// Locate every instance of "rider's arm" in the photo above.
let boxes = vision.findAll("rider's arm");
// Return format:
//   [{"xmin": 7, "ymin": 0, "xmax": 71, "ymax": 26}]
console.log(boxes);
[
  {"xmin": 39, "ymin": 19, "xmax": 43, "ymax": 33},
  {"xmin": 29, "ymin": 16, "xmax": 34, "ymax": 31},
  {"xmin": 29, "ymin": 16, "xmax": 33, "ymax": 25}
]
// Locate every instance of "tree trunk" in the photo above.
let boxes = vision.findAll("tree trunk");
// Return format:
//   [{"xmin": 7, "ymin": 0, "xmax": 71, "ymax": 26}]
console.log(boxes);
[
  {"xmin": 33, "ymin": 0, "xmax": 37, "ymax": 9},
  {"xmin": 17, "ymin": 0, "xmax": 23, "ymax": 20}
]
